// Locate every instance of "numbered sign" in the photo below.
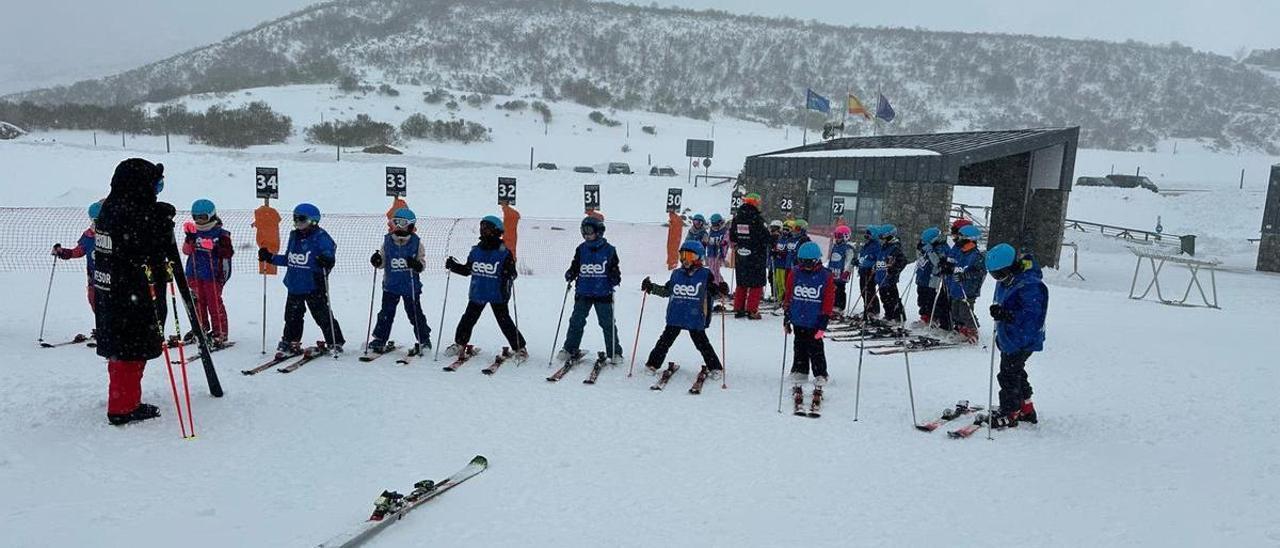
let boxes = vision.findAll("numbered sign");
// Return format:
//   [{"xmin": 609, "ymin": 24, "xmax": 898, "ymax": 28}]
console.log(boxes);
[
  {"xmin": 497, "ymin": 177, "xmax": 517, "ymax": 205},
  {"xmin": 385, "ymin": 167, "xmax": 407, "ymax": 197},
  {"xmin": 832, "ymin": 196, "xmax": 846, "ymax": 216},
  {"xmin": 779, "ymin": 196, "xmax": 795, "ymax": 213},
  {"xmin": 666, "ymin": 188, "xmax": 683, "ymax": 212},
  {"xmin": 730, "ymin": 189, "xmax": 744, "ymax": 213},
  {"xmin": 255, "ymin": 167, "xmax": 279, "ymax": 199},
  {"xmin": 583, "ymin": 184, "xmax": 601, "ymax": 211}
]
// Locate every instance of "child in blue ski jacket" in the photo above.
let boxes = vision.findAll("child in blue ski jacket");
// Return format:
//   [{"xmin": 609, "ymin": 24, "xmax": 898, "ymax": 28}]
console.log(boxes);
[
  {"xmin": 704, "ymin": 213, "xmax": 729, "ymax": 285},
  {"xmin": 259, "ymin": 203, "xmax": 345, "ymax": 355},
  {"xmin": 985, "ymin": 244, "xmax": 1048, "ymax": 428},
  {"xmin": 444, "ymin": 215, "xmax": 527, "ymax": 359},
  {"xmin": 873, "ymin": 224, "xmax": 908, "ymax": 322},
  {"xmin": 640, "ymin": 240, "xmax": 730, "ymax": 377},
  {"xmin": 940, "ymin": 224, "xmax": 986, "ymax": 342},
  {"xmin": 560, "ymin": 216, "xmax": 623, "ymax": 363},
  {"xmin": 914, "ymin": 226, "xmax": 951, "ymax": 329},
  {"xmin": 856, "ymin": 225, "xmax": 882, "ymax": 317},
  {"xmin": 367, "ymin": 208, "xmax": 432, "ymax": 355}
]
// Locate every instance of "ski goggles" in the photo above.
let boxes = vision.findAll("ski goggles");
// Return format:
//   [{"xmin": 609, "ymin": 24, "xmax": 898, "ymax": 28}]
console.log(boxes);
[
  {"xmin": 391, "ymin": 217, "xmax": 413, "ymax": 229},
  {"xmin": 293, "ymin": 214, "xmax": 314, "ymax": 224},
  {"xmin": 581, "ymin": 225, "xmax": 597, "ymax": 236},
  {"xmin": 193, "ymin": 213, "xmax": 211, "ymax": 223},
  {"xmin": 679, "ymin": 250, "xmax": 701, "ymax": 263}
]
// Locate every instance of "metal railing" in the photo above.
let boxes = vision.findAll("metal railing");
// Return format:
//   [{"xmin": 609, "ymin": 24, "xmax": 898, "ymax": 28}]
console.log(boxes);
[{"xmin": 951, "ymin": 202, "xmax": 1196, "ymax": 256}]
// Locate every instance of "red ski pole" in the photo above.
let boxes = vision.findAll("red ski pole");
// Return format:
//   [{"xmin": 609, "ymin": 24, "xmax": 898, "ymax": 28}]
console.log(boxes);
[
  {"xmin": 627, "ymin": 291, "xmax": 648, "ymax": 377},
  {"xmin": 169, "ymin": 273, "xmax": 196, "ymax": 439},
  {"xmin": 144, "ymin": 266, "xmax": 187, "ymax": 439}
]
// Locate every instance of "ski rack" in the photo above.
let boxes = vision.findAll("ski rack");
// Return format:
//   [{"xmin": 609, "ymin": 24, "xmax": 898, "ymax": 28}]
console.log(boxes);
[{"xmin": 1127, "ymin": 246, "xmax": 1220, "ymax": 309}]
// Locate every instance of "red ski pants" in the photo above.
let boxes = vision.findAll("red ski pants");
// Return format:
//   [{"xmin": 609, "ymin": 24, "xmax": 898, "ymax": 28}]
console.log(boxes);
[
  {"xmin": 107, "ymin": 360, "xmax": 145, "ymax": 415},
  {"xmin": 733, "ymin": 286, "xmax": 763, "ymax": 313},
  {"xmin": 191, "ymin": 279, "xmax": 228, "ymax": 338}
]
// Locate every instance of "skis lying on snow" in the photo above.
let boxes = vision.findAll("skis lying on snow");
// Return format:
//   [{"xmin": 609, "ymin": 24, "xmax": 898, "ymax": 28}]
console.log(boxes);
[
  {"xmin": 171, "ymin": 341, "xmax": 235, "ymax": 364},
  {"xmin": 482, "ymin": 347, "xmax": 514, "ymax": 375},
  {"xmin": 869, "ymin": 338, "xmax": 961, "ymax": 355},
  {"xmin": 358, "ymin": 341, "xmax": 397, "ymax": 363},
  {"xmin": 278, "ymin": 345, "xmax": 332, "ymax": 374},
  {"xmin": 917, "ymin": 400, "xmax": 984, "ymax": 432},
  {"xmin": 39, "ymin": 333, "xmax": 94, "ymax": 348},
  {"xmin": 316, "ymin": 455, "xmax": 489, "ymax": 548},
  {"xmin": 650, "ymin": 362, "xmax": 680, "ymax": 390},
  {"xmin": 582, "ymin": 352, "xmax": 607, "ymax": 385},
  {"xmin": 442, "ymin": 345, "xmax": 479, "ymax": 372}
]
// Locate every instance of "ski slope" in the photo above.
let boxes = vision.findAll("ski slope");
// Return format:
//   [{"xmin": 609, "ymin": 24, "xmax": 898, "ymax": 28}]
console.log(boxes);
[{"xmin": 2, "ymin": 110, "xmax": 1280, "ymax": 546}]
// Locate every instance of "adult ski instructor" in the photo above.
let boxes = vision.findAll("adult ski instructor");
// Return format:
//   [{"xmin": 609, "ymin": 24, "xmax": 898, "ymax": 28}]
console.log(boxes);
[
  {"xmin": 729, "ymin": 193, "xmax": 770, "ymax": 319},
  {"xmin": 93, "ymin": 158, "xmax": 175, "ymax": 426}
]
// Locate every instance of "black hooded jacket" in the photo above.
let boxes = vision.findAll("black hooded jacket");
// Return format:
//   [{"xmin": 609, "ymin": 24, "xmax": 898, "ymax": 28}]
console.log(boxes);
[
  {"xmin": 728, "ymin": 203, "xmax": 770, "ymax": 287},
  {"xmin": 94, "ymin": 158, "xmax": 177, "ymax": 361}
]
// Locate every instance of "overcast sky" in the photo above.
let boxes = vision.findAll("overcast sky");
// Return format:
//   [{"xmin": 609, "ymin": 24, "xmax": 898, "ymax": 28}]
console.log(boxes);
[{"xmin": 2, "ymin": 0, "xmax": 1275, "ymax": 95}]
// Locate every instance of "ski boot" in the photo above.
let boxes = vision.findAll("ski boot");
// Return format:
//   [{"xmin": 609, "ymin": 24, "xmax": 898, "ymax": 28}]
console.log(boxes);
[
  {"xmin": 955, "ymin": 327, "xmax": 979, "ymax": 344},
  {"xmin": 809, "ymin": 387, "xmax": 824, "ymax": 417},
  {"xmin": 1019, "ymin": 401, "xmax": 1038, "ymax": 424},
  {"xmin": 792, "ymin": 385, "xmax": 805, "ymax": 416},
  {"xmin": 734, "ymin": 310, "xmax": 748, "ymax": 319},
  {"xmin": 511, "ymin": 347, "xmax": 529, "ymax": 364},
  {"xmin": 988, "ymin": 408, "xmax": 1020, "ymax": 429},
  {"xmin": 444, "ymin": 343, "xmax": 464, "ymax": 356},
  {"xmin": 367, "ymin": 340, "xmax": 392, "ymax": 354},
  {"xmin": 608, "ymin": 352, "xmax": 624, "ymax": 366},
  {"xmin": 275, "ymin": 340, "xmax": 302, "ymax": 359},
  {"xmin": 555, "ymin": 348, "xmax": 572, "ymax": 362},
  {"xmin": 707, "ymin": 366, "xmax": 723, "ymax": 381},
  {"xmin": 370, "ymin": 490, "xmax": 405, "ymax": 521},
  {"xmin": 108, "ymin": 403, "xmax": 161, "ymax": 426},
  {"xmin": 644, "ymin": 362, "xmax": 661, "ymax": 375},
  {"xmin": 747, "ymin": 312, "xmax": 763, "ymax": 320}
]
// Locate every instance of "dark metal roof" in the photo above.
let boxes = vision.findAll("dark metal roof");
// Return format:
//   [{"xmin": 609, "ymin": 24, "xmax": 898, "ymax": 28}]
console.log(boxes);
[{"xmin": 744, "ymin": 127, "xmax": 1079, "ymax": 184}]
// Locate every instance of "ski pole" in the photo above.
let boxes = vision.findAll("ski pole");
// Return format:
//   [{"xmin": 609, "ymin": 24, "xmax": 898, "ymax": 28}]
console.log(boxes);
[
  {"xmin": 547, "ymin": 282, "xmax": 572, "ymax": 366},
  {"xmin": 927, "ymin": 278, "xmax": 945, "ymax": 330},
  {"xmin": 362, "ymin": 263, "xmax": 379, "ymax": 356},
  {"xmin": 322, "ymin": 269, "xmax": 339, "ymax": 359},
  {"xmin": 987, "ymin": 323, "xmax": 998, "ymax": 441},
  {"xmin": 720, "ymin": 294, "xmax": 728, "ymax": 389},
  {"xmin": 168, "ymin": 277, "xmax": 196, "ymax": 438},
  {"xmin": 776, "ymin": 326, "xmax": 790, "ymax": 413},
  {"xmin": 626, "ymin": 291, "xmax": 648, "ymax": 377},
  {"xmin": 261, "ymin": 273, "xmax": 268, "ymax": 355},
  {"xmin": 853, "ymin": 305, "xmax": 868, "ymax": 422},
  {"xmin": 433, "ymin": 272, "xmax": 452, "ymax": 362},
  {"xmin": 37, "ymin": 255, "xmax": 57, "ymax": 344},
  {"xmin": 144, "ymin": 265, "xmax": 188, "ymax": 439}
]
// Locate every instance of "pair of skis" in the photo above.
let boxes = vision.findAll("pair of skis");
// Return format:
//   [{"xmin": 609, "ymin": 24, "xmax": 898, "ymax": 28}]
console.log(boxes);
[
  {"xmin": 357, "ymin": 342, "xmax": 429, "ymax": 366},
  {"xmin": 316, "ymin": 455, "xmax": 489, "ymax": 548},
  {"xmin": 546, "ymin": 351, "xmax": 607, "ymax": 384},
  {"xmin": 915, "ymin": 400, "xmax": 984, "ymax": 433},
  {"xmin": 792, "ymin": 386, "xmax": 823, "ymax": 417},
  {"xmin": 240, "ymin": 343, "xmax": 332, "ymax": 375},
  {"xmin": 39, "ymin": 333, "xmax": 96, "ymax": 348},
  {"xmin": 648, "ymin": 362, "xmax": 715, "ymax": 394}
]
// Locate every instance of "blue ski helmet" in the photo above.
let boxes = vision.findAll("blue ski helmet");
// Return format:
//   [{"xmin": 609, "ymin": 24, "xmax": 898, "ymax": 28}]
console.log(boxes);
[
  {"xmin": 797, "ymin": 241, "xmax": 822, "ymax": 261},
  {"xmin": 481, "ymin": 215, "xmax": 504, "ymax": 233},
  {"xmin": 920, "ymin": 227, "xmax": 942, "ymax": 245},
  {"xmin": 878, "ymin": 224, "xmax": 897, "ymax": 238},
  {"xmin": 191, "ymin": 199, "xmax": 216, "ymax": 217},
  {"xmin": 581, "ymin": 215, "xmax": 605, "ymax": 235},
  {"xmin": 709, "ymin": 213, "xmax": 724, "ymax": 225},
  {"xmin": 87, "ymin": 201, "xmax": 102, "ymax": 220},
  {"xmin": 393, "ymin": 207, "xmax": 417, "ymax": 223},
  {"xmin": 691, "ymin": 213, "xmax": 706, "ymax": 224},
  {"xmin": 679, "ymin": 239, "xmax": 705, "ymax": 258},
  {"xmin": 865, "ymin": 224, "xmax": 881, "ymax": 238},
  {"xmin": 958, "ymin": 224, "xmax": 982, "ymax": 240},
  {"xmin": 985, "ymin": 243, "xmax": 1017, "ymax": 272},
  {"xmin": 293, "ymin": 203, "xmax": 322, "ymax": 223}
]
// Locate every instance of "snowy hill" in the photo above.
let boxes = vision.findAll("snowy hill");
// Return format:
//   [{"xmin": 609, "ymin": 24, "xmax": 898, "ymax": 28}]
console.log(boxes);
[{"xmin": 7, "ymin": 0, "xmax": 1280, "ymax": 153}]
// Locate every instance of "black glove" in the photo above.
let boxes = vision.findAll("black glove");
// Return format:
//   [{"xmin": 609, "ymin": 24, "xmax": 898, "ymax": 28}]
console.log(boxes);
[
  {"xmin": 989, "ymin": 304, "xmax": 1014, "ymax": 322},
  {"xmin": 717, "ymin": 281, "xmax": 731, "ymax": 296},
  {"xmin": 641, "ymin": 276, "xmax": 653, "ymax": 293},
  {"xmin": 258, "ymin": 248, "xmax": 273, "ymax": 262},
  {"xmin": 406, "ymin": 256, "xmax": 424, "ymax": 273},
  {"xmin": 783, "ymin": 319, "xmax": 792, "ymax": 334},
  {"xmin": 316, "ymin": 254, "xmax": 335, "ymax": 269},
  {"xmin": 369, "ymin": 251, "xmax": 383, "ymax": 268},
  {"xmin": 445, "ymin": 256, "xmax": 459, "ymax": 270},
  {"xmin": 939, "ymin": 259, "xmax": 956, "ymax": 275},
  {"xmin": 51, "ymin": 244, "xmax": 63, "ymax": 256},
  {"xmin": 916, "ymin": 242, "xmax": 924, "ymax": 253}
]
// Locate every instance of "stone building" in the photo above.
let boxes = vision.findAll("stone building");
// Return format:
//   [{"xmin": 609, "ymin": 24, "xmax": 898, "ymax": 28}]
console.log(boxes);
[{"xmin": 737, "ymin": 128, "xmax": 1079, "ymax": 267}]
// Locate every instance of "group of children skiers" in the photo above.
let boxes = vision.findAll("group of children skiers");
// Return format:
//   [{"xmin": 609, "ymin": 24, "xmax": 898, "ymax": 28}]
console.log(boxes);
[{"xmin": 56, "ymin": 191, "xmax": 1047, "ymax": 428}]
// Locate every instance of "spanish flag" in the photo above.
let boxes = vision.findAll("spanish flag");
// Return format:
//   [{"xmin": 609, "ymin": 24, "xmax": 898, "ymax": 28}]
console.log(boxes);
[{"xmin": 847, "ymin": 93, "xmax": 871, "ymax": 120}]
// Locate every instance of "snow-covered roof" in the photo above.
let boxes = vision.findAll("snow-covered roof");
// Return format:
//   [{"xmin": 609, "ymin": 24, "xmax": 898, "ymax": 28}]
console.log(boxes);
[{"xmin": 762, "ymin": 148, "xmax": 940, "ymax": 158}]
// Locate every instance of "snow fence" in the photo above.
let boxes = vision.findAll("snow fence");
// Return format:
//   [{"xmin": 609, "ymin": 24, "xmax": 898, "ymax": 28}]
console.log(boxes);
[{"xmin": 0, "ymin": 208, "xmax": 673, "ymax": 277}]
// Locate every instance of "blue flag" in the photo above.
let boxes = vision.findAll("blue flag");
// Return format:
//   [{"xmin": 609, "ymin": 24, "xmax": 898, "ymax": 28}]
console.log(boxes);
[
  {"xmin": 805, "ymin": 89, "xmax": 831, "ymax": 113},
  {"xmin": 876, "ymin": 93, "xmax": 896, "ymax": 122}
]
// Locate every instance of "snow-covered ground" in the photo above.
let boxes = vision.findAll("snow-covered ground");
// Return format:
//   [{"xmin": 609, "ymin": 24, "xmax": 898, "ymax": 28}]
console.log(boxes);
[{"xmin": 2, "ymin": 99, "xmax": 1280, "ymax": 546}]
